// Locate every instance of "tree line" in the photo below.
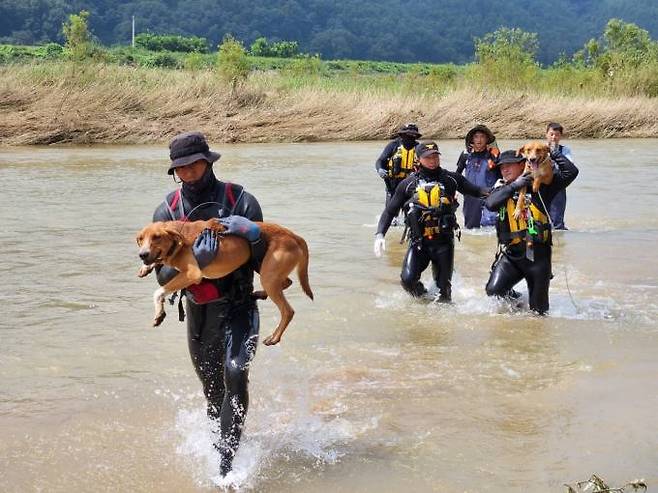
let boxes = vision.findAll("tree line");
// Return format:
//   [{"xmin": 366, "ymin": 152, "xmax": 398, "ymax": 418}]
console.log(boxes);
[{"xmin": 1, "ymin": 0, "xmax": 658, "ymax": 64}]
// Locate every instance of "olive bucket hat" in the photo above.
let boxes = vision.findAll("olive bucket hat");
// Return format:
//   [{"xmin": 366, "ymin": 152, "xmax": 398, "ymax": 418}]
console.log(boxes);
[
  {"xmin": 464, "ymin": 124, "xmax": 495, "ymax": 147},
  {"xmin": 168, "ymin": 131, "xmax": 221, "ymax": 175}
]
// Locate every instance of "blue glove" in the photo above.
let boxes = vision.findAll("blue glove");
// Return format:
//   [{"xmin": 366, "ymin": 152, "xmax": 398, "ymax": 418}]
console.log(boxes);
[
  {"xmin": 192, "ymin": 228, "xmax": 218, "ymax": 269},
  {"xmin": 218, "ymin": 215, "xmax": 261, "ymax": 242},
  {"xmin": 377, "ymin": 168, "xmax": 388, "ymax": 179},
  {"xmin": 511, "ymin": 173, "xmax": 533, "ymax": 191}
]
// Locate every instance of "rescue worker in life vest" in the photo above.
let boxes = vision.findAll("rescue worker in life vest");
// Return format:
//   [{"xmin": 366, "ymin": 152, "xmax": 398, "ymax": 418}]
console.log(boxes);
[
  {"xmin": 151, "ymin": 131, "xmax": 264, "ymax": 476},
  {"xmin": 374, "ymin": 142, "xmax": 489, "ymax": 301},
  {"xmin": 375, "ymin": 123, "xmax": 422, "ymax": 212},
  {"xmin": 484, "ymin": 149, "xmax": 579, "ymax": 314}
]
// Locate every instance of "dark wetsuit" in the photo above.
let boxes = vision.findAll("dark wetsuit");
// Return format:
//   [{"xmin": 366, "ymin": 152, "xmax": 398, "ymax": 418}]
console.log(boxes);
[
  {"xmin": 375, "ymin": 137, "xmax": 419, "ymax": 207},
  {"xmin": 153, "ymin": 168, "xmax": 262, "ymax": 475},
  {"xmin": 456, "ymin": 148, "xmax": 500, "ymax": 229},
  {"xmin": 377, "ymin": 166, "xmax": 486, "ymax": 300},
  {"xmin": 484, "ymin": 152, "xmax": 579, "ymax": 314}
]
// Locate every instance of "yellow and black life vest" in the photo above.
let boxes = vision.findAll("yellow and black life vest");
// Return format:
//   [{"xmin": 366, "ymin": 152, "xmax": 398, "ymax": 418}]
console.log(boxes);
[
  {"xmin": 410, "ymin": 181, "xmax": 457, "ymax": 239},
  {"xmin": 497, "ymin": 195, "xmax": 551, "ymax": 248},
  {"xmin": 387, "ymin": 145, "xmax": 416, "ymax": 179}
]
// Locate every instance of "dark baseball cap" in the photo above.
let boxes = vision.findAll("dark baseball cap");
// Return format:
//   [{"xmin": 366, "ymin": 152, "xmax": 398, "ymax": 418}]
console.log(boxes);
[
  {"xmin": 415, "ymin": 141, "xmax": 441, "ymax": 158},
  {"xmin": 167, "ymin": 131, "xmax": 221, "ymax": 175},
  {"xmin": 496, "ymin": 150, "xmax": 526, "ymax": 166}
]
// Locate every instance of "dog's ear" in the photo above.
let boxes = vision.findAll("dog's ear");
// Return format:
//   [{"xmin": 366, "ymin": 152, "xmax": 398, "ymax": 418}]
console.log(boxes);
[
  {"xmin": 516, "ymin": 145, "xmax": 526, "ymax": 157},
  {"xmin": 163, "ymin": 226, "xmax": 184, "ymax": 244}
]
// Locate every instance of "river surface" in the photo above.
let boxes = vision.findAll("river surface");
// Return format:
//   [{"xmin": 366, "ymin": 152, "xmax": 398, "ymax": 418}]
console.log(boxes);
[{"xmin": 1, "ymin": 140, "xmax": 657, "ymax": 492}]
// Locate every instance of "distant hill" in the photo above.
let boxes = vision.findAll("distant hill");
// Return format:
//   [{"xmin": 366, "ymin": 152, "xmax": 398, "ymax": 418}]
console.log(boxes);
[{"xmin": 2, "ymin": 0, "xmax": 657, "ymax": 64}]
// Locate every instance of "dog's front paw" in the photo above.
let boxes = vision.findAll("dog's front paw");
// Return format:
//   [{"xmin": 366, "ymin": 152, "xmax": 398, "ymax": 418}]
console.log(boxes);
[
  {"xmin": 153, "ymin": 311, "xmax": 166, "ymax": 327},
  {"xmin": 262, "ymin": 334, "xmax": 280, "ymax": 346},
  {"xmin": 137, "ymin": 265, "xmax": 152, "ymax": 278}
]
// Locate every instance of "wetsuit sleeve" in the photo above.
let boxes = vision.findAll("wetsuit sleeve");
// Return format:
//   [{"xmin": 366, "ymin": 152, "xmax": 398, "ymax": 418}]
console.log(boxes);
[
  {"xmin": 152, "ymin": 201, "xmax": 178, "ymax": 286},
  {"xmin": 375, "ymin": 140, "xmax": 398, "ymax": 174},
  {"xmin": 454, "ymin": 172, "xmax": 487, "ymax": 198},
  {"xmin": 376, "ymin": 176, "xmax": 412, "ymax": 236},
  {"xmin": 538, "ymin": 153, "xmax": 579, "ymax": 205},
  {"xmin": 484, "ymin": 183, "xmax": 516, "ymax": 211},
  {"xmin": 455, "ymin": 152, "xmax": 468, "ymax": 175},
  {"xmin": 233, "ymin": 190, "xmax": 264, "ymax": 222},
  {"xmin": 551, "ymin": 153, "xmax": 579, "ymax": 189}
]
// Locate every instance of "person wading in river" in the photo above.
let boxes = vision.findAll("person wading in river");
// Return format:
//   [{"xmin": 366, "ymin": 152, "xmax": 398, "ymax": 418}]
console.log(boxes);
[
  {"xmin": 455, "ymin": 124, "xmax": 500, "ymax": 229},
  {"xmin": 484, "ymin": 149, "xmax": 578, "ymax": 314},
  {"xmin": 374, "ymin": 141, "xmax": 489, "ymax": 301},
  {"xmin": 374, "ymin": 123, "xmax": 422, "ymax": 225},
  {"xmin": 545, "ymin": 122, "xmax": 575, "ymax": 230},
  {"xmin": 151, "ymin": 131, "xmax": 264, "ymax": 476}
]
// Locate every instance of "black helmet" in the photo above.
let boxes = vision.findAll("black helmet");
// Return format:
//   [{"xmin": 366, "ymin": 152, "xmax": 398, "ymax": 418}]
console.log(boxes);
[{"xmin": 397, "ymin": 123, "xmax": 422, "ymax": 138}]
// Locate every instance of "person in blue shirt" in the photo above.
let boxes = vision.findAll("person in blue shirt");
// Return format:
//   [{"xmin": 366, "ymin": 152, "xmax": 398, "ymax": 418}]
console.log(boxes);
[
  {"xmin": 455, "ymin": 124, "xmax": 500, "ymax": 229},
  {"xmin": 545, "ymin": 122, "xmax": 574, "ymax": 230}
]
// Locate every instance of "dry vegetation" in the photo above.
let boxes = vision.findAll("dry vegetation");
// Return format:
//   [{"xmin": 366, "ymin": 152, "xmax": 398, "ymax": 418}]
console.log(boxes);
[{"xmin": 1, "ymin": 62, "xmax": 657, "ymax": 146}]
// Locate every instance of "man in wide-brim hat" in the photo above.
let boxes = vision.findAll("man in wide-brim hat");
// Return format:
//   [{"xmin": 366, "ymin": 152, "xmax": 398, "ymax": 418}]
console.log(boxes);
[
  {"xmin": 374, "ymin": 123, "xmax": 423, "ymax": 221},
  {"xmin": 455, "ymin": 124, "xmax": 500, "ymax": 229}
]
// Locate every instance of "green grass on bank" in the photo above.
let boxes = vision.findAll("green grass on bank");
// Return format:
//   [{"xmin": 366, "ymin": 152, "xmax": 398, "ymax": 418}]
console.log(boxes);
[{"xmin": 1, "ymin": 43, "xmax": 657, "ymax": 99}]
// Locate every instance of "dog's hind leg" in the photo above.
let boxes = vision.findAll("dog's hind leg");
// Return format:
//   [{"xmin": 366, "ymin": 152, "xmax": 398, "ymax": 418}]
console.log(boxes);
[
  {"xmin": 259, "ymin": 253, "xmax": 296, "ymax": 345},
  {"xmin": 261, "ymin": 284, "xmax": 294, "ymax": 346}
]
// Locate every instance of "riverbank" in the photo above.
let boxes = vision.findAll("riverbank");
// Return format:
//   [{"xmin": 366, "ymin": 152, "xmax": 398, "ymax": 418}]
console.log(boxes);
[{"xmin": 2, "ymin": 62, "xmax": 658, "ymax": 145}]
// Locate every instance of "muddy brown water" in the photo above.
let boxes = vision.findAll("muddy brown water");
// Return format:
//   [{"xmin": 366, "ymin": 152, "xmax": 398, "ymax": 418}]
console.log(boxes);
[{"xmin": 1, "ymin": 140, "xmax": 657, "ymax": 492}]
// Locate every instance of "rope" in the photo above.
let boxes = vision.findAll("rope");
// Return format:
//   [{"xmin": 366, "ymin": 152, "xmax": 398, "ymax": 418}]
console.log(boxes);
[{"xmin": 537, "ymin": 189, "xmax": 579, "ymax": 312}]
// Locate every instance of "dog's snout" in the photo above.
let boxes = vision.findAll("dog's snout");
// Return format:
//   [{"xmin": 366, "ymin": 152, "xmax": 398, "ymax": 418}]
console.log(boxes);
[{"xmin": 139, "ymin": 250, "xmax": 149, "ymax": 260}]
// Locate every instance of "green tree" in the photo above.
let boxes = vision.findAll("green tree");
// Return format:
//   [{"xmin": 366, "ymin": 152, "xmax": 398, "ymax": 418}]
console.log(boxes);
[
  {"xmin": 62, "ymin": 10, "xmax": 93, "ymax": 61},
  {"xmin": 475, "ymin": 27, "xmax": 539, "ymax": 66},
  {"xmin": 217, "ymin": 35, "xmax": 251, "ymax": 87},
  {"xmin": 471, "ymin": 27, "xmax": 539, "ymax": 89}
]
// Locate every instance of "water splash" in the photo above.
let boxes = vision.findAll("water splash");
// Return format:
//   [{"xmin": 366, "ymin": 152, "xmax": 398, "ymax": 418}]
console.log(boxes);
[{"xmin": 174, "ymin": 399, "xmax": 373, "ymax": 491}]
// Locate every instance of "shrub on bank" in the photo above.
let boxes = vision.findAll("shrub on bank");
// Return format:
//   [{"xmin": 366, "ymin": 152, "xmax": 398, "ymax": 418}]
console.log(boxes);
[{"xmin": 134, "ymin": 33, "xmax": 209, "ymax": 53}]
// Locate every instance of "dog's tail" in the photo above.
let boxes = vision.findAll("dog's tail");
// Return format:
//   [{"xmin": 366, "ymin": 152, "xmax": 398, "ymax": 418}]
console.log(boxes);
[{"xmin": 295, "ymin": 236, "xmax": 314, "ymax": 300}]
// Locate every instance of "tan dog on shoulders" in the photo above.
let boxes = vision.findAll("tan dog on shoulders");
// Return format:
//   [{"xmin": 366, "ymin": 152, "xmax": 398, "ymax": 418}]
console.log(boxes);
[
  {"xmin": 514, "ymin": 141, "xmax": 554, "ymax": 219},
  {"xmin": 136, "ymin": 219, "xmax": 313, "ymax": 346}
]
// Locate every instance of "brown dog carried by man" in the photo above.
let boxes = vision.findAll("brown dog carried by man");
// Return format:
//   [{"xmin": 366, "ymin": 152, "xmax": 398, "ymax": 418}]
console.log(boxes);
[
  {"xmin": 136, "ymin": 218, "xmax": 313, "ymax": 346},
  {"xmin": 514, "ymin": 141, "xmax": 554, "ymax": 219}
]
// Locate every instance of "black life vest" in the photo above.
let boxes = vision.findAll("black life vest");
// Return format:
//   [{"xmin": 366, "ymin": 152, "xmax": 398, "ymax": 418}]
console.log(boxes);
[{"xmin": 163, "ymin": 181, "xmax": 248, "ymax": 305}]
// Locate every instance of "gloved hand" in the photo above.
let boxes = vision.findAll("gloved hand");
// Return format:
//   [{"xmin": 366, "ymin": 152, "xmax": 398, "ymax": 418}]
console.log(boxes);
[
  {"xmin": 479, "ymin": 186, "xmax": 490, "ymax": 197},
  {"xmin": 218, "ymin": 215, "xmax": 260, "ymax": 242},
  {"xmin": 550, "ymin": 147, "xmax": 562, "ymax": 160},
  {"xmin": 373, "ymin": 233, "xmax": 386, "ymax": 258},
  {"xmin": 377, "ymin": 168, "xmax": 388, "ymax": 179},
  {"xmin": 192, "ymin": 228, "xmax": 218, "ymax": 269},
  {"xmin": 511, "ymin": 173, "xmax": 533, "ymax": 191}
]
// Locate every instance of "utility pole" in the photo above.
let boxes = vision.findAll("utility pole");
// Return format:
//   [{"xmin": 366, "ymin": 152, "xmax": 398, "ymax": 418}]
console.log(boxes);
[{"xmin": 131, "ymin": 15, "xmax": 135, "ymax": 47}]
